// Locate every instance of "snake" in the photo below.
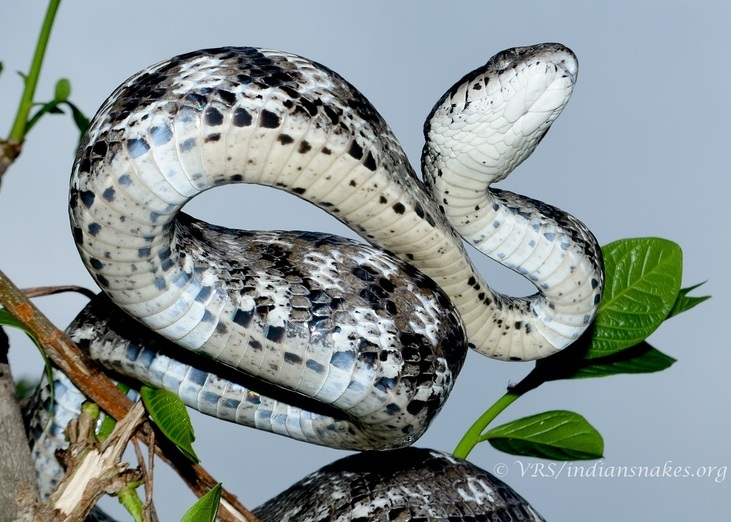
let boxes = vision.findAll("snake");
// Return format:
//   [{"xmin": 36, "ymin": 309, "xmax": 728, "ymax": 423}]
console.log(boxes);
[{"xmin": 26, "ymin": 42, "xmax": 602, "ymax": 518}]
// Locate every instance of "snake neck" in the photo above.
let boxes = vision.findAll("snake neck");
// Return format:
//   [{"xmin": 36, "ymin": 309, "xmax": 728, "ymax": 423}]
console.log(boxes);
[
  {"xmin": 423, "ymin": 149, "xmax": 604, "ymax": 358},
  {"xmin": 418, "ymin": 42, "xmax": 603, "ymax": 359}
]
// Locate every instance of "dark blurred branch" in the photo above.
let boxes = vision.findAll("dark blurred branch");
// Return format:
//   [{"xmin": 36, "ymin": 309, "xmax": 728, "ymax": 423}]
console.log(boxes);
[{"xmin": 0, "ymin": 326, "xmax": 40, "ymax": 520}]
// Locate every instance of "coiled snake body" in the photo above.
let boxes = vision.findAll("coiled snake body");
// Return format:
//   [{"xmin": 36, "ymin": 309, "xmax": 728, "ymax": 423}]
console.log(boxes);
[{"xmin": 28, "ymin": 43, "xmax": 602, "ymax": 518}]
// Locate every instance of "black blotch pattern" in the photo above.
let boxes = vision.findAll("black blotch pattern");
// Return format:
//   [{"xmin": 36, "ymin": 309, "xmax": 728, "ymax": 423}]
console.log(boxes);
[
  {"xmin": 92, "ymin": 141, "xmax": 108, "ymax": 156},
  {"xmin": 260, "ymin": 110, "xmax": 281, "ymax": 129},
  {"xmin": 265, "ymin": 325, "xmax": 286, "ymax": 343},
  {"xmin": 73, "ymin": 227, "xmax": 84, "ymax": 245},
  {"xmin": 296, "ymin": 98, "xmax": 318, "ymax": 117},
  {"xmin": 284, "ymin": 352, "xmax": 303, "ymax": 365},
  {"xmin": 80, "ymin": 190, "xmax": 95, "ymax": 208},
  {"xmin": 233, "ymin": 107, "xmax": 252, "ymax": 127},
  {"xmin": 363, "ymin": 151, "xmax": 377, "ymax": 171},
  {"xmin": 351, "ymin": 265, "xmax": 377, "ymax": 282},
  {"xmin": 278, "ymin": 134, "xmax": 294, "ymax": 145},
  {"xmin": 150, "ymin": 125, "xmax": 173, "ymax": 146},
  {"xmin": 204, "ymin": 107, "xmax": 224, "ymax": 126},
  {"xmin": 185, "ymin": 93, "xmax": 207, "ymax": 108},
  {"xmin": 216, "ymin": 89, "xmax": 237, "ymax": 106},
  {"xmin": 330, "ymin": 350, "xmax": 355, "ymax": 370},
  {"xmin": 323, "ymin": 105, "xmax": 339, "ymax": 125},
  {"xmin": 233, "ymin": 308, "xmax": 254, "ymax": 328},
  {"xmin": 348, "ymin": 140, "xmax": 363, "ymax": 160}
]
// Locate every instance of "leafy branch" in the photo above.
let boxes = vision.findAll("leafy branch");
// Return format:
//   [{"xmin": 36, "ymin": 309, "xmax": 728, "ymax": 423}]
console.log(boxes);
[
  {"xmin": 7, "ymin": 0, "xmax": 62, "ymax": 144},
  {"xmin": 453, "ymin": 237, "xmax": 709, "ymax": 460},
  {"xmin": 0, "ymin": 0, "xmax": 87, "ymax": 181}
]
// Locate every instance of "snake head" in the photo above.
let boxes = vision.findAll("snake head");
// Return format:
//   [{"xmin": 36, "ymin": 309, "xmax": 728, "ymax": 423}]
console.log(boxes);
[{"xmin": 424, "ymin": 43, "xmax": 579, "ymax": 185}]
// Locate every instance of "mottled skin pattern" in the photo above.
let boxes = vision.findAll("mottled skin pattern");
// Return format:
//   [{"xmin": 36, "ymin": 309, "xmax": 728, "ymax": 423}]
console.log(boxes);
[
  {"xmin": 27, "ymin": 269, "xmax": 462, "ymax": 499},
  {"xmin": 253, "ymin": 448, "xmax": 545, "ymax": 521},
  {"xmin": 27, "ymin": 43, "xmax": 602, "ymax": 518},
  {"xmin": 69, "ymin": 44, "xmax": 602, "ymax": 364}
]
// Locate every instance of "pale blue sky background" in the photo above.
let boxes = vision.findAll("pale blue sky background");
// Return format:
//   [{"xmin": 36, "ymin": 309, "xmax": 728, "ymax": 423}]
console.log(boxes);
[{"xmin": 1, "ymin": 1, "xmax": 729, "ymax": 520}]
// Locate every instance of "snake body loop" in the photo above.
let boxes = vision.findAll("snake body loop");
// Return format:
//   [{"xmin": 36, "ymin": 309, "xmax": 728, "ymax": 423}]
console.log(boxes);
[
  {"xmin": 29, "ymin": 43, "xmax": 602, "ymax": 518},
  {"xmin": 70, "ymin": 44, "xmax": 602, "ymax": 369}
]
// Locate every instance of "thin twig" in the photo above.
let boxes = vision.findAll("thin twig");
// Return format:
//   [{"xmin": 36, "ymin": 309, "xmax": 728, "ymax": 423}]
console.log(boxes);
[
  {"xmin": 22, "ymin": 284, "xmax": 97, "ymax": 300},
  {"xmin": 132, "ymin": 436, "xmax": 159, "ymax": 522}
]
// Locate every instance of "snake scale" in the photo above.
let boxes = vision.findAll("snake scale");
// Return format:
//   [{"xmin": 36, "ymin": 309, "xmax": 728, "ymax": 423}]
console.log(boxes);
[{"xmin": 26, "ymin": 42, "xmax": 603, "ymax": 519}]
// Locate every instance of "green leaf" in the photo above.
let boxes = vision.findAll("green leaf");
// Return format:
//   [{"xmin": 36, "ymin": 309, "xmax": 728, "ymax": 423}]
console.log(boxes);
[
  {"xmin": 140, "ymin": 386, "xmax": 199, "ymax": 463},
  {"xmin": 1, "ymin": 307, "xmax": 54, "ymax": 427},
  {"xmin": 24, "ymin": 100, "xmax": 62, "ymax": 134},
  {"xmin": 482, "ymin": 410, "xmax": 603, "ymax": 460},
  {"xmin": 66, "ymin": 100, "xmax": 90, "ymax": 136},
  {"xmin": 667, "ymin": 282, "xmax": 710, "ymax": 318},
  {"xmin": 532, "ymin": 340, "xmax": 676, "ymax": 382},
  {"xmin": 589, "ymin": 238, "xmax": 682, "ymax": 358},
  {"xmin": 0, "ymin": 307, "xmax": 31, "ymax": 334},
  {"xmin": 24, "ymin": 99, "xmax": 88, "ymax": 138},
  {"xmin": 569, "ymin": 342, "xmax": 675, "ymax": 379},
  {"xmin": 96, "ymin": 383, "xmax": 131, "ymax": 442},
  {"xmin": 181, "ymin": 483, "xmax": 222, "ymax": 522},
  {"xmin": 54, "ymin": 78, "xmax": 71, "ymax": 101},
  {"xmin": 15, "ymin": 377, "xmax": 39, "ymax": 401}
]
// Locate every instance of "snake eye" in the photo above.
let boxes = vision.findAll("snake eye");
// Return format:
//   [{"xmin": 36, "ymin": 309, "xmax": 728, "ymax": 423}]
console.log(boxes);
[{"xmin": 487, "ymin": 47, "xmax": 520, "ymax": 73}]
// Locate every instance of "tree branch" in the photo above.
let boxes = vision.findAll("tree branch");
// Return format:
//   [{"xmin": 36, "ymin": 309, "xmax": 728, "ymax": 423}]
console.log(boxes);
[
  {"xmin": 0, "ymin": 327, "xmax": 40, "ymax": 521},
  {"xmin": 0, "ymin": 269, "xmax": 259, "ymax": 521}
]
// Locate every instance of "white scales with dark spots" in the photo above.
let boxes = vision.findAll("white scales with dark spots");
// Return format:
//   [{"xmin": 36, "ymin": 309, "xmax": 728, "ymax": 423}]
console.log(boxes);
[{"xmin": 27, "ymin": 43, "xmax": 603, "ymax": 519}]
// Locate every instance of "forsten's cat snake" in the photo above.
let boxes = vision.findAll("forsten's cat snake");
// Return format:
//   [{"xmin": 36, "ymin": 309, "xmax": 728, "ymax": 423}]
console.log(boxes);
[{"xmin": 26, "ymin": 42, "xmax": 603, "ymax": 520}]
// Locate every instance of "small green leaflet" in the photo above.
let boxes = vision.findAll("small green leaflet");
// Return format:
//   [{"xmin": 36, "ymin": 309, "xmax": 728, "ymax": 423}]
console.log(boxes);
[
  {"xmin": 23, "ymin": 76, "xmax": 89, "ymax": 141},
  {"xmin": 54, "ymin": 78, "xmax": 70, "ymax": 101},
  {"xmin": 482, "ymin": 410, "xmax": 603, "ymax": 460},
  {"xmin": 1, "ymin": 307, "xmax": 54, "ymax": 407},
  {"xmin": 181, "ymin": 483, "xmax": 222, "ymax": 522},
  {"xmin": 139, "ymin": 385, "xmax": 199, "ymax": 463},
  {"xmin": 667, "ymin": 282, "xmax": 710, "ymax": 318},
  {"xmin": 588, "ymin": 238, "xmax": 682, "ymax": 358}
]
